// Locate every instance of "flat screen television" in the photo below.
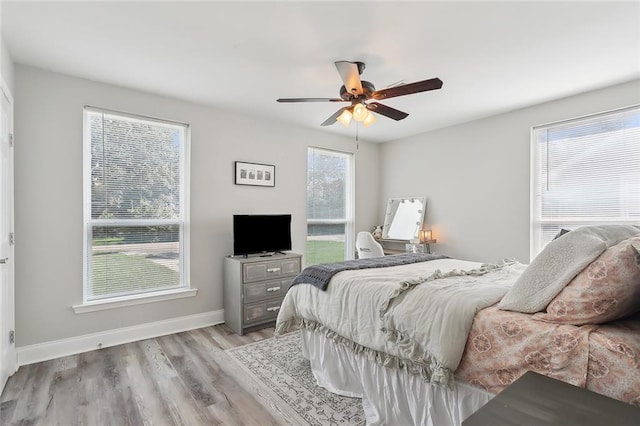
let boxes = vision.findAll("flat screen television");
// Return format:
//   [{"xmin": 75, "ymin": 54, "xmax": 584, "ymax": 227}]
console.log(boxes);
[{"xmin": 233, "ymin": 214, "xmax": 292, "ymax": 256}]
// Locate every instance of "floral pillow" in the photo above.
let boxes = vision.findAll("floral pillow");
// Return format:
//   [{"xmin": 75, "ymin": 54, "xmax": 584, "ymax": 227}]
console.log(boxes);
[
  {"xmin": 498, "ymin": 224, "xmax": 640, "ymax": 313},
  {"xmin": 533, "ymin": 236, "xmax": 640, "ymax": 325}
]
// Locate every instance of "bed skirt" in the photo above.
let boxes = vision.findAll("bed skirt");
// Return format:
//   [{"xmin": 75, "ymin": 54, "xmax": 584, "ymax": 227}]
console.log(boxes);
[{"xmin": 300, "ymin": 329, "xmax": 493, "ymax": 426}]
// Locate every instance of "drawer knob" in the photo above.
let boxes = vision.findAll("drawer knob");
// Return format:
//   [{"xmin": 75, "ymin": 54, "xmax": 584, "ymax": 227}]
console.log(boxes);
[
  {"xmin": 266, "ymin": 286, "xmax": 281, "ymax": 292},
  {"xmin": 266, "ymin": 306, "xmax": 281, "ymax": 312},
  {"xmin": 267, "ymin": 267, "xmax": 281, "ymax": 273}
]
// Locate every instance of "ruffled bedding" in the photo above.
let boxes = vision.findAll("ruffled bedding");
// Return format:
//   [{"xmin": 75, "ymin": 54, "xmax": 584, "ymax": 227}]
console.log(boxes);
[
  {"xmin": 276, "ymin": 258, "xmax": 528, "ymax": 386},
  {"xmin": 276, "ymin": 251, "xmax": 640, "ymax": 408}
]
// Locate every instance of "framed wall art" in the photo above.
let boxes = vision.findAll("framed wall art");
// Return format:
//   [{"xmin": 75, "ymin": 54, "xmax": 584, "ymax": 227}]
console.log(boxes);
[{"xmin": 234, "ymin": 161, "xmax": 275, "ymax": 187}]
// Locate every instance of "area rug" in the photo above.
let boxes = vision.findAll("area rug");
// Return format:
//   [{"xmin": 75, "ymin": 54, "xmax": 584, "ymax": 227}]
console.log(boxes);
[{"xmin": 225, "ymin": 332, "xmax": 365, "ymax": 425}]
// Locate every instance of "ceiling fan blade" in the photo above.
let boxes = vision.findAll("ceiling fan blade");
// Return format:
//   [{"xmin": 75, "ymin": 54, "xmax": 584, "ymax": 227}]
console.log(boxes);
[
  {"xmin": 366, "ymin": 102, "xmax": 409, "ymax": 121},
  {"xmin": 321, "ymin": 107, "xmax": 350, "ymax": 126},
  {"xmin": 371, "ymin": 77, "xmax": 443, "ymax": 100},
  {"xmin": 277, "ymin": 98, "xmax": 347, "ymax": 103},
  {"xmin": 335, "ymin": 61, "xmax": 364, "ymax": 96}
]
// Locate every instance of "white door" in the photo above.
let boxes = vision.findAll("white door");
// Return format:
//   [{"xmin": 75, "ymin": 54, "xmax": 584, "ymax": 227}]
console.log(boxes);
[{"xmin": 0, "ymin": 81, "xmax": 15, "ymax": 392}]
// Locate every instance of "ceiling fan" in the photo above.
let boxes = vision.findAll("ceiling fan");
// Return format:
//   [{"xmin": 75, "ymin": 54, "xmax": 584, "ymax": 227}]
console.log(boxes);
[{"xmin": 276, "ymin": 61, "xmax": 443, "ymax": 127}]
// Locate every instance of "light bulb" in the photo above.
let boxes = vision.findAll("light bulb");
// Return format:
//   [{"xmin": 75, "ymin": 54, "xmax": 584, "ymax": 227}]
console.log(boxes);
[
  {"xmin": 336, "ymin": 109, "xmax": 352, "ymax": 127},
  {"xmin": 363, "ymin": 112, "xmax": 377, "ymax": 127},
  {"xmin": 352, "ymin": 103, "xmax": 368, "ymax": 122}
]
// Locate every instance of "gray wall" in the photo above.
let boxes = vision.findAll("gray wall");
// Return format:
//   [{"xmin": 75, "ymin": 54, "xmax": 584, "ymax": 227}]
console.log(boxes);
[
  {"xmin": 381, "ymin": 79, "xmax": 640, "ymax": 264},
  {"xmin": 14, "ymin": 65, "xmax": 380, "ymax": 347}
]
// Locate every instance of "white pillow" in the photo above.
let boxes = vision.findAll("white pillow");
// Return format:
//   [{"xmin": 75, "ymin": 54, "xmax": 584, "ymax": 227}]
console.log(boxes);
[{"xmin": 498, "ymin": 224, "xmax": 640, "ymax": 313}]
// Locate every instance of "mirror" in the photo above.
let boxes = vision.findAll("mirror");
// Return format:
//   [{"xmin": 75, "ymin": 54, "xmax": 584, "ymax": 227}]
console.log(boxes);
[{"xmin": 382, "ymin": 197, "xmax": 426, "ymax": 241}]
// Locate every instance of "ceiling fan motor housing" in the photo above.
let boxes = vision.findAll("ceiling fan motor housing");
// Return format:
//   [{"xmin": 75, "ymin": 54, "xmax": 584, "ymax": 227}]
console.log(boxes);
[{"xmin": 339, "ymin": 80, "xmax": 376, "ymax": 100}]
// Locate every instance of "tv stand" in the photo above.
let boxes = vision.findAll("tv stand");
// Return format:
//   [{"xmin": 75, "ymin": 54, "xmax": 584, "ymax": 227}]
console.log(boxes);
[{"xmin": 223, "ymin": 252, "xmax": 302, "ymax": 335}]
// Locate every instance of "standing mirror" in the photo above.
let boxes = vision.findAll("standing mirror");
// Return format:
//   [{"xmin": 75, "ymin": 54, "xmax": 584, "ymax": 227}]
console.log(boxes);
[{"xmin": 382, "ymin": 197, "xmax": 426, "ymax": 241}]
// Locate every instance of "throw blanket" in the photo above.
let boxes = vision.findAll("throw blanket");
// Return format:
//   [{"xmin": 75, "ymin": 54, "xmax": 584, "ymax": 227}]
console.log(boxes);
[
  {"xmin": 276, "ymin": 258, "xmax": 528, "ymax": 386},
  {"xmin": 290, "ymin": 253, "xmax": 448, "ymax": 291}
]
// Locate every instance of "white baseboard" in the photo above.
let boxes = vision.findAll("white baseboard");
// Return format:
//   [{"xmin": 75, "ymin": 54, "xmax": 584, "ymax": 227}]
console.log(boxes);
[{"xmin": 16, "ymin": 310, "xmax": 224, "ymax": 367}]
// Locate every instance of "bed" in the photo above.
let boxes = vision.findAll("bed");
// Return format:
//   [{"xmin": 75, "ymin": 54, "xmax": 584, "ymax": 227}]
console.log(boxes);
[{"xmin": 275, "ymin": 225, "xmax": 640, "ymax": 425}]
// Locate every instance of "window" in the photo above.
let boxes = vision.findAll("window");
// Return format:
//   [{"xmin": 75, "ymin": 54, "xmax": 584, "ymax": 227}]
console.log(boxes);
[
  {"xmin": 306, "ymin": 147, "xmax": 354, "ymax": 265},
  {"xmin": 82, "ymin": 107, "xmax": 189, "ymax": 305},
  {"xmin": 531, "ymin": 105, "xmax": 640, "ymax": 258}
]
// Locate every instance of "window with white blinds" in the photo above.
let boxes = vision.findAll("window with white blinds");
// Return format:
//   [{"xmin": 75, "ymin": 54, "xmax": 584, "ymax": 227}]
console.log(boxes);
[
  {"xmin": 531, "ymin": 105, "xmax": 640, "ymax": 258},
  {"xmin": 83, "ymin": 107, "xmax": 189, "ymax": 302},
  {"xmin": 306, "ymin": 147, "xmax": 354, "ymax": 265}
]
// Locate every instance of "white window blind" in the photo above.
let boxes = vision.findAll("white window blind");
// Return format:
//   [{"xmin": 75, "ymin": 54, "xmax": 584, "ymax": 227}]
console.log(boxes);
[
  {"xmin": 531, "ymin": 105, "xmax": 640, "ymax": 257},
  {"xmin": 83, "ymin": 107, "xmax": 189, "ymax": 302},
  {"xmin": 306, "ymin": 147, "xmax": 354, "ymax": 265}
]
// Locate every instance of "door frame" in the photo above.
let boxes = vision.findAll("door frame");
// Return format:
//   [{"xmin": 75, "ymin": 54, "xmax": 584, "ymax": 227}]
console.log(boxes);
[{"xmin": 0, "ymin": 76, "xmax": 16, "ymax": 392}]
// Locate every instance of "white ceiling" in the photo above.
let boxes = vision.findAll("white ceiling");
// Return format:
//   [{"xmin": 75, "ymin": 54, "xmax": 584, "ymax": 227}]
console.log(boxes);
[{"xmin": 3, "ymin": 1, "xmax": 639, "ymax": 143}]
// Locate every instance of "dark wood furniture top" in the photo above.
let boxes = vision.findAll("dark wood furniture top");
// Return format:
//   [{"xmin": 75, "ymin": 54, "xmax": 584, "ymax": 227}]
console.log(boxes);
[{"xmin": 462, "ymin": 371, "xmax": 640, "ymax": 426}]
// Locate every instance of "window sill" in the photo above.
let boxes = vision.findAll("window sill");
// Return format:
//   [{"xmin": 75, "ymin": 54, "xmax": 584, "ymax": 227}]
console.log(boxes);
[{"xmin": 72, "ymin": 288, "xmax": 198, "ymax": 314}]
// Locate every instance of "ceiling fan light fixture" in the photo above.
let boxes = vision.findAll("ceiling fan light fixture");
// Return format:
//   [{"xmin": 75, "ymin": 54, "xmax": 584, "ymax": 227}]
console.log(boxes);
[
  {"xmin": 352, "ymin": 103, "xmax": 368, "ymax": 122},
  {"xmin": 336, "ymin": 109, "xmax": 353, "ymax": 127},
  {"xmin": 363, "ymin": 112, "xmax": 377, "ymax": 128}
]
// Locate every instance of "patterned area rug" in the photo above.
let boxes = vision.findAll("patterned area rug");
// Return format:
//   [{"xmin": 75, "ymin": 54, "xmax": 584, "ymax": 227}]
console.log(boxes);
[{"xmin": 225, "ymin": 332, "xmax": 365, "ymax": 425}]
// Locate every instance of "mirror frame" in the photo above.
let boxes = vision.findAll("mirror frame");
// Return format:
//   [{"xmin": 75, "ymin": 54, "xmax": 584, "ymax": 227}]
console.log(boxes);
[{"xmin": 381, "ymin": 196, "xmax": 426, "ymax": 241}]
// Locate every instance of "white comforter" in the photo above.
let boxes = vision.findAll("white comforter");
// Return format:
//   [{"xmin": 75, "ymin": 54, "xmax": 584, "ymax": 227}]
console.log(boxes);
[{"xmin": 276, "ymin": 258, "xmax": 527, "ymax": 385}]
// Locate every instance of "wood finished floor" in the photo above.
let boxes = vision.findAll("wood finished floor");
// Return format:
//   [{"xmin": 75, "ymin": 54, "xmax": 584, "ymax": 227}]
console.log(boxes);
[{"xmin": 0, "ymin": 324, "xmax": 282, "ymax": 426}]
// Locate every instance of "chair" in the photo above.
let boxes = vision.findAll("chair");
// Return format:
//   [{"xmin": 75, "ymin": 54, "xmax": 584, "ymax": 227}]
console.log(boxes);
[{"xmin": 356, "ymin": 232, "xmax": 385, "ymax": 259}]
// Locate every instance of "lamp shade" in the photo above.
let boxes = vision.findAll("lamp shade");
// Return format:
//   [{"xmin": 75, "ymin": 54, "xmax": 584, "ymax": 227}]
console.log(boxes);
[
  {"xmin": 352, "ymin": 103, "xmax": 368, "ymax": 122},
  {"xmin": 363, "ymin": 112, "xmax": 377, "ymax": 127},
  {"xmin": 336, "ymin": 109, "xmax": 353, "ymax": 127},
  {"xmin": 419, "ymin": 229, "xmax": 432, "ymax": 243}
]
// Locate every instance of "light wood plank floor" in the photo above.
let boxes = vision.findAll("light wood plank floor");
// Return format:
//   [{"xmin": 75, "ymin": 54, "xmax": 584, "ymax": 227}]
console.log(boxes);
[{"xmin": 1, "ymin": 324, "xmax": 281, "ymax": 426}]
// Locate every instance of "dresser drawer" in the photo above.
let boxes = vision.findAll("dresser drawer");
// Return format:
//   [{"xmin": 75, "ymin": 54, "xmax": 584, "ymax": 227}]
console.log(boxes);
[
  {"xmin": 280, "ymin": 258, "xmax": 301, "ymax": 275},
  {"xmin": 244, "ymin": 299, "xmax": 282, "ymax": 324},
  {"xmin": 244, "ymin": 278, "xmax": 293, "ymax": 303},
  {"xmin": 243, "ymin": 258, "xmax": 301, "ymax": 283}
]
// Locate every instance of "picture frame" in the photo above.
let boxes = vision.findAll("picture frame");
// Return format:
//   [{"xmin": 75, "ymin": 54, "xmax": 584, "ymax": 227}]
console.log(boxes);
[{"xmin": 234, "ymin": 161, "xmax": 275, "ymax": 187}]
